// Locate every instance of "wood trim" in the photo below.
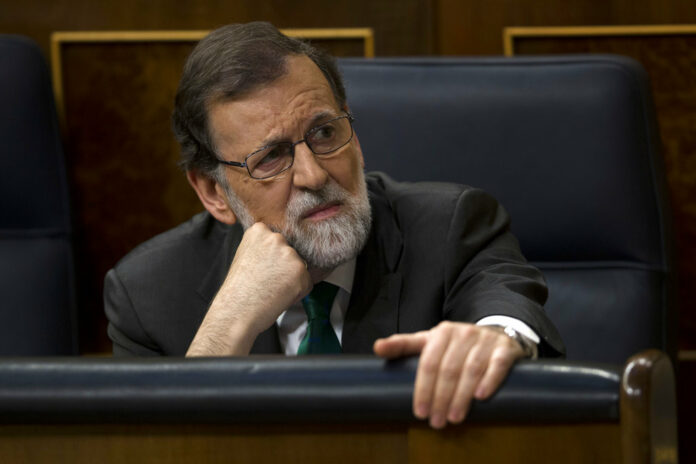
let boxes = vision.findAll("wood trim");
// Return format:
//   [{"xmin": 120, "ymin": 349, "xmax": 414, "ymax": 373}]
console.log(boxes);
[
  {"xmin": 678, "ymin": 350, "xmax": 696, "ymax": 361},
  {"xmin": 503, "ymin": 24, "xmax": 696, "ymax": 56},
  {"xmin": 0, "ymin": 422, "xmax": 624, "ymax": 463},
  {"xmin": 620, "ymin": 350, "xmax": 679, "ymax": 464},
  {"xmin": 49, "ymin": 35, "xmax": 66, "ymax": 131},
  {"xmin": 51, "ymin": 28, "xmax": 374, "ymax": 46},
  {"xmin": 49, "ymin": 28, "xmax": 375, "ymax": 126}
]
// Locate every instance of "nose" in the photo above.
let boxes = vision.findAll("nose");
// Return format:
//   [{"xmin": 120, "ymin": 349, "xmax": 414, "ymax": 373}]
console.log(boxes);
[{"xmin": 291, "ymin": 142, "xmax": 328, "ymax": 191}]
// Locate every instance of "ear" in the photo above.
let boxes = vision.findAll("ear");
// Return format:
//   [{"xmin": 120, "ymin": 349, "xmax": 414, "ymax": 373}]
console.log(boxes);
[
  {"xmin": 186, "ymin": 170, "xmax": 238, "ymax": 225},
  {"xmin": 343, "ymin": 104, "xmax": 365, "ymax": 169}
]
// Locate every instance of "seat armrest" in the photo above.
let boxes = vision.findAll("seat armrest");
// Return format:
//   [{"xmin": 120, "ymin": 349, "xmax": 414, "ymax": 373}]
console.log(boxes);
[{"xmin": 0, "ymin": 355, "xmax": 622, "ymax": 424}]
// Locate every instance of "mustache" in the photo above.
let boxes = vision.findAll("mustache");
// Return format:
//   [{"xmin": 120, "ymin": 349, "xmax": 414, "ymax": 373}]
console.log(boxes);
[{"xmin": 285, "ymin": 181, "xmax": 349, "ymax": 222}]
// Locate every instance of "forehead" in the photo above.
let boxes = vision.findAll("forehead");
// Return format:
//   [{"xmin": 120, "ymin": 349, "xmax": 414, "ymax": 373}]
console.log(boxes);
[{"xmin": 209, "ymin": 55, "xmax": 340, "ymax": 156}]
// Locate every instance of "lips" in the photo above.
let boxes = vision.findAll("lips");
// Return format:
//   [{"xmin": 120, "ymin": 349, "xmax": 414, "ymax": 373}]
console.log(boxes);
[{"xmin": 302, "ymin": 202, "xmax": 341, "ymax": 221}]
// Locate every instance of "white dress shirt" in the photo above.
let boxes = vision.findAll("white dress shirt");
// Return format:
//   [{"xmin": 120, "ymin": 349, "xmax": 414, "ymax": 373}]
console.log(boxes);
[{"xmin": 276, "ymin": 258, "xmax": 539, "ymax": 355}]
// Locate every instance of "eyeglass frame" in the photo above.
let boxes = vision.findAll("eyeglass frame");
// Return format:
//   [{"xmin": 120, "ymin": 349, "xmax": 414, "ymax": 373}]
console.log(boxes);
[{"xmin": 215, "ymin": 112, "xmax": 356, "ymax": 180}]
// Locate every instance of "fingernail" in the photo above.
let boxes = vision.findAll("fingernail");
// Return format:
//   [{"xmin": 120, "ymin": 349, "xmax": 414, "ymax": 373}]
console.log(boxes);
[
  {"xmin": 430, "ymin": 414, "xmax": 445, "ymax": 429},
  {"xmin": 448, "ymin": 409, "xmax": 464, "ymax": 423},
  {"xmin": 415, "ymin": 403, "xmax": 428, "ymax": 419}
]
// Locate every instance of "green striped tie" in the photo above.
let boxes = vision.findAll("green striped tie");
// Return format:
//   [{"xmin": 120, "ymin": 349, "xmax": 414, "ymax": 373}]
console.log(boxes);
[{"xmin": 297, "ymin": 281, "xmax": 342, "ymax": 354}]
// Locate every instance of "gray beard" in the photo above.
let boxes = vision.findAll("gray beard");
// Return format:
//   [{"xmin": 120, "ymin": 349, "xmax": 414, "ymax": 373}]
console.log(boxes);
[{"xmin": 221, "ymin": 171, "xmax": 372, "ymax": 270}]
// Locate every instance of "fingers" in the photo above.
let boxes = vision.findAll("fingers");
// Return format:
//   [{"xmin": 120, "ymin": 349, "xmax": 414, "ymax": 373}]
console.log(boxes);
[
  {"xmin": 440, "ymin": 337, "xmax": 492, "ymax": 425},
  {"xmin": 382, "ymin": 322, "xmax": 525, "ymax": 430},
  {"xmin": 208, "ymin": 222, "xmax": 312, "ymax": 344},
  {"xmin": 474, "ymin": 340, "xmax": 524, "ymax": 400},
  {"xmin": 420, "ymin": 324, "xmax": 479, "ymax": 427},
  {"xmin": 446, "ymin": 335, "xmax": 510, "ymax": 424},
  {"xmin": 412, "ymin": 324, "xmax": 454, "ymax": 422}
]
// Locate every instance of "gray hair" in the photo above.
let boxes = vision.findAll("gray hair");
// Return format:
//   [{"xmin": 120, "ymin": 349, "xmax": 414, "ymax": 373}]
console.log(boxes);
[{"xmin": 172, "ymin": 22, "xmax": 347, "ymax": 178}]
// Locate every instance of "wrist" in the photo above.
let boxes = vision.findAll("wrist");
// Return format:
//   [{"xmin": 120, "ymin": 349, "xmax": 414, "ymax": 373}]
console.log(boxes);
[{"xmin": 186, "ymin": 301, "xmax": 260, "ymax": 357}]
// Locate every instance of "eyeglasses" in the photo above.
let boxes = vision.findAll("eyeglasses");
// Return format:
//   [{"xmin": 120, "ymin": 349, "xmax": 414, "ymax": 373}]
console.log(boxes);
[{"xmin": 217, "ymin": 113, "xmax": 355, "ymax": 180}]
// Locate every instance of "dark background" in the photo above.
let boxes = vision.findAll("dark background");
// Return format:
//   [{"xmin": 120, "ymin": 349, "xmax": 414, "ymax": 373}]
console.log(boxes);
[{"xmin": 2, "ymin": 0, "xmax": 695, "ymax": 460}]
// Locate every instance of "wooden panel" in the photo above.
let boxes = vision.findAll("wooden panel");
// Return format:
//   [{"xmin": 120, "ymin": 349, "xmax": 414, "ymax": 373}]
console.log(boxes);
[
  {"xmin": 435, "ymin": 0, "xmax": 696, "ymax": 55},
  {"xmin": 51, "ymin": 29, "xmax": 375, "ymax": 123},
  {"xmin": 58, "ymin": 40, "xmax": 199, "ymax": 352},
  {"xmin": 678, "ymin": 357, "xmax": 696, "ymax": 464},
  {"xmin": 409, "ymin": 423, "xmax": 622, "ymax": 463},
  {"xmin": 0, "ymin": 424, "xmax": 407, "ymax": 464},
  {"xmin": 621, "ymin": 350, "xmax": 679, "ymax": 463},
  {"xmin": 52, "ymin": 30, "xmax": 372, "ymax": 353},
  {"xmin": 0, "ymin": 0, "xmax": 434, "ymax": 59},
  {"xmin": 506, "ymin": 26, "xmax": 696, "ymax": 355},
  {"xmin": 0, "ymin": 422, "xmax": 625, "ymax": 464}
]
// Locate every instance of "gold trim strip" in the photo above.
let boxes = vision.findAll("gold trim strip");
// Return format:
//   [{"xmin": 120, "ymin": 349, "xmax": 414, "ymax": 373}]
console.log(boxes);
[
  {"xmin": 503, "ymin": 28, "xmax": 514, "ymax": 57},
  {"xmin": 679, "ymin": 350, "xmax": 696, "ymax": 361},
  {"xmin": 504, "ymin": 24, "xmax": 696, "ymax": 56},
  {"xmin": 50, "ymin": 36, "xmax": 66, "ymax": 131},
  {"xmin": 51, "ymin": 28, "xmax": 374, "ymax": 43},
  {"xmin": 50, "ymin": 28, "xmax": 374, "ymax": 130}
]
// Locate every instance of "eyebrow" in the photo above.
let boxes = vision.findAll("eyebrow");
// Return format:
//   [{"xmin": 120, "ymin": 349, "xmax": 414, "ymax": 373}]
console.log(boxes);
[{"xmin": 255, "ymin": 110, "xmax": 338, "ymax": 150}]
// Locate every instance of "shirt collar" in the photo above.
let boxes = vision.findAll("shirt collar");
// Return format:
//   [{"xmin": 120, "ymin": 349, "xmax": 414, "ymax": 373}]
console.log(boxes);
[{"xmin": 322, "ymin": 258, "xmax": 356, "ymax": 295}]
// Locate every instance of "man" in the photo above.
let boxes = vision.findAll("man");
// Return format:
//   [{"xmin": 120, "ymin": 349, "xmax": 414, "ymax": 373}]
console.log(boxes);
[{"xmin": 105, "ymin": 22, "xmax": 564, "ymax": 429}]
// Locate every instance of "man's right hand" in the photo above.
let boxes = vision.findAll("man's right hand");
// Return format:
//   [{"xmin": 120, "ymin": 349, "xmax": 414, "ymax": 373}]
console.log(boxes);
[{"xmin": 186, "ymin": 222, "xmax": 312, "ymax": 356}]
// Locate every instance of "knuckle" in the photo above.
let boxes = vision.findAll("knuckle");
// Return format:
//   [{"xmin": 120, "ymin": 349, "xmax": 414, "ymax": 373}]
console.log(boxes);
[
  {"xmin": 419, "ymin": 358, "xmax": 440, "ymax": 376},
  {"xmin": 435, "ymin": 320, "xmax": 454, "ymax": 334},
  {"xmin": 481, "ymin": 326, "xmax": 499, "ymax": 339},
  {"xmin": 459, "ymin": 322, "xmax": 477, "ymax": 335},
  {"xmin": 490, "ymin": 350, "xmax": 513, "ymax": 369},
  {"xmin": 439, "ymin": 364, "xmax": 461, "ymax": 382},
  {"xmin": 454, "ymin": 325, "xmax": 476, "ymax": 342},
  {"xmin": 281, "ymin": 245, "xmax": 297, "ymax": 260},
  {"xmin": 465, "ymin": 358, "xmax": 486, "ymax": 378},
  {"xmin": 269, "ymin": 232, "xmax": 285, "ymax": 245}
]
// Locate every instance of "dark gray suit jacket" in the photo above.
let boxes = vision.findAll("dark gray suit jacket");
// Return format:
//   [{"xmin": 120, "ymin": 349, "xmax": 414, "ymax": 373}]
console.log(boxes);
[{"xmin": 105, "ymin": 172, "xmax": 565, "ymax": 356}]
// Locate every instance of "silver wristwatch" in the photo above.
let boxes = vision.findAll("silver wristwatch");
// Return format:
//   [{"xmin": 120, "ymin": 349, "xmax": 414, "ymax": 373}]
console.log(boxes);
[{"xmin": 493, "ymin": 325, "xmax": 539, "ymax": 359}]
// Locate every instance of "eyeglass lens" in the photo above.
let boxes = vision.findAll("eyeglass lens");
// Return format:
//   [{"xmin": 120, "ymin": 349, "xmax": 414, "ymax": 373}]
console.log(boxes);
[{"xmin": 246, "ymin": 116, "xmax": 352, "ymax": 179}]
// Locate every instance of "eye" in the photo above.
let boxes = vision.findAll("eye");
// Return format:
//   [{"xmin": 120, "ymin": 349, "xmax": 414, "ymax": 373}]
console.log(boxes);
[
  {"xmin": 249, "ymin": 144, "xmax": 291, "ymax": 176},
  {"xmin": 257, "ymin": 147, "xmax": 282, "ymax": 165},
  {"xmin": 310, "ymin": 123, "xmax": 337, "ymax": 142}
]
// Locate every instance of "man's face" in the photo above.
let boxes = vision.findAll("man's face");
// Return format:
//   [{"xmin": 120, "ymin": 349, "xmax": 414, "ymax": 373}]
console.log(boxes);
[{"xmin": 207, "ymin": 55, "xmax": 371, "ymax": 269}]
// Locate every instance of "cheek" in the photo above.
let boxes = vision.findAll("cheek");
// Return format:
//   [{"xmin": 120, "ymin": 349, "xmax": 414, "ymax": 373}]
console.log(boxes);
[
  {"xmin": 325, "ymin": 149, "xmax": 364, "ymax": 193},
  {"xmin": 238, "ymin": 180, "xmax": 293, "ymax": 223}
]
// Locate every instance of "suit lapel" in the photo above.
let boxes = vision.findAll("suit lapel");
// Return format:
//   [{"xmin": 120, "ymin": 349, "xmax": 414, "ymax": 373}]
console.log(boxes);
[{"xmin": 342, "ymin": 184, "xmax": 403, "ymax": 353}]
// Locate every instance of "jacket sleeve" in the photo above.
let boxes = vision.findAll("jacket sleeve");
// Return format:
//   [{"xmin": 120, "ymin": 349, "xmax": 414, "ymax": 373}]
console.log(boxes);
[
  {"xmin": 104, "ymin": 268, "xmax": 163, "ymax": 356},
  {"xmin": 442, "ymin": 188, "xmax": 565, "ymax": 357}
]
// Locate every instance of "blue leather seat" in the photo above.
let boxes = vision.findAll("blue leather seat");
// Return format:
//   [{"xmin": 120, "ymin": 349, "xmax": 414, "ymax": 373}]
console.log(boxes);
[
  {"xmin": 338, "ymin": 56, "xmax": 674, "ymax": 364},
  {"xmin": 0, "ymin": 35, "xmax": 78, "ymax": 355}
]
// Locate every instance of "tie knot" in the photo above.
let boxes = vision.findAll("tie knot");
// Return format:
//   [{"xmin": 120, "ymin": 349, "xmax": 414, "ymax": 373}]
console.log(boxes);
[{"xmin": 302, "ymin": 281, "xmax": 339, "ymax": 320}]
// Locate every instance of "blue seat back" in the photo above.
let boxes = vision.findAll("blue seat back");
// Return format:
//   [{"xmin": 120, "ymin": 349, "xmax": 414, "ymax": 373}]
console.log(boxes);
[{"xmin": 339, "ymin": 56, "xmax": 673, "ymax": 363}]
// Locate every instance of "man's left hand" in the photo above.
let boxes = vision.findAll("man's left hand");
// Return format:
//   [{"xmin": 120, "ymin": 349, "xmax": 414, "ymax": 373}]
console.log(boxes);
[{"xmin": 373, "ymin": 321, "xmax": 525, "ymax": 429}]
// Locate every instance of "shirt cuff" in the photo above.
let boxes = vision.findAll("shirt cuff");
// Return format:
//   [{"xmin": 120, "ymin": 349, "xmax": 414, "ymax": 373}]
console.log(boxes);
[{"xmin": 476, "ymin": 315, "xmax": 540, "ymax": 344}]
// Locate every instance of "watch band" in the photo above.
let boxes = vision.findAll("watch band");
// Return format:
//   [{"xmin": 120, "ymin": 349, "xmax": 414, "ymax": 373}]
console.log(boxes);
[{"xmin": 491, "ymin": 325, "xmax": 539, "ymax": 359}]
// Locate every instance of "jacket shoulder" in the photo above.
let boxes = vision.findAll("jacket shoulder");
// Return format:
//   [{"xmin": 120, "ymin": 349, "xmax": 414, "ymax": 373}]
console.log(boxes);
[
  {"xmin": 365, "ymin": 171, "xmax": 497, "ymax": 228},
  {"xmin": 112, "ymin": 211, "xmax": 241, "ymax": 285}
]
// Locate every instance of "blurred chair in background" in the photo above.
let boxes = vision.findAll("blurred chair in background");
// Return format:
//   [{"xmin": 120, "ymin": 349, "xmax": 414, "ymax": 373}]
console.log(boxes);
[{"xmin": 0, "ymin": 35, "xmax": 78, "ymax": 355}]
